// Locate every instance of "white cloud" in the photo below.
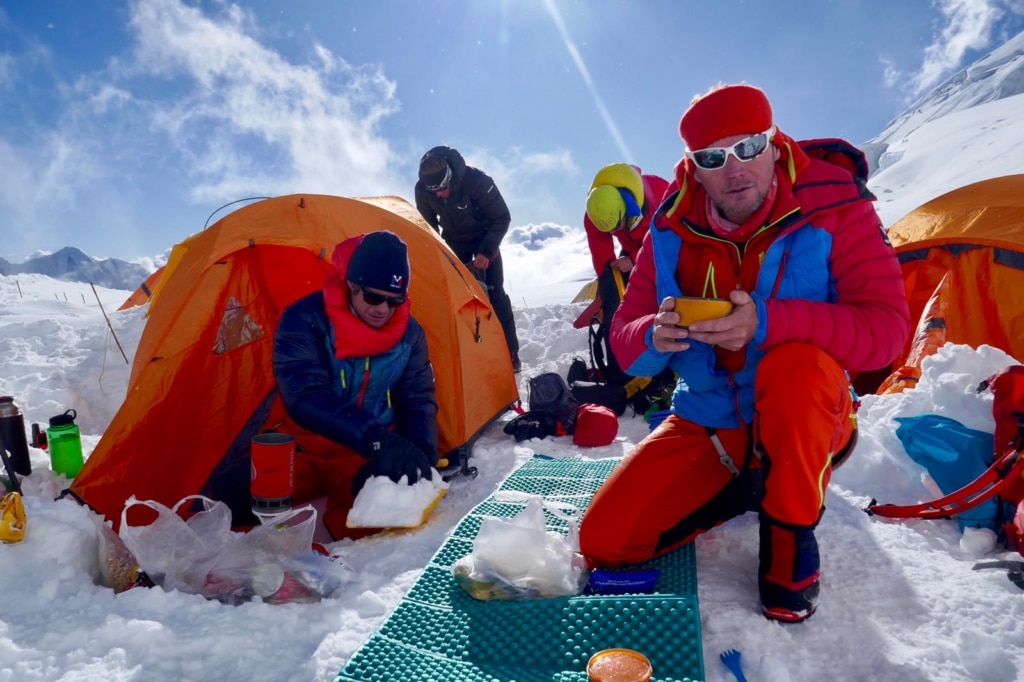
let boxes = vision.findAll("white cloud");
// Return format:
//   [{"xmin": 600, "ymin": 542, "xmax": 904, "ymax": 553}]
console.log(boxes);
[
  {"xmin": 0, "ymin": 0, "xmax": 415, "ymax": 259},
  {"xmin": 124, "ymin": 0, "xmax": 404, "ymax": 201},
  {"xmin": 881, "ymin": 57, "xmax": 901, "ymax": 88},
  {"xmin": 89, "ymin": 84, "xmax": 133, "ymax": 112},
  {"xmin": 0, "ymin": 133, "xmax": 104, "ymax": 258},
  {"xmin": 519, "ymin": 149, "xmax": 578, "ymax": 175},
  {"xmin": 909, "ymin": 0, "xmax": 1008, "ymax": 96},
  {"xmin": 461, "ymin": 146, "xmax": 581, "ymax": 235}
]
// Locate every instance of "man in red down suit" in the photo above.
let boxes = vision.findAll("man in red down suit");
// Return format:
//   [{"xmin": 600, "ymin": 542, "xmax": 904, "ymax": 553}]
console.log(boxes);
[{"xmin": 579, "ymin": 84, "xmax": 909, "ymax": 622}]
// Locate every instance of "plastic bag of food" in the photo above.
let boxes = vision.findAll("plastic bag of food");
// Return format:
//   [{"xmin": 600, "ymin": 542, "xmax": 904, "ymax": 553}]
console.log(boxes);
[
  {"xmin": 119, "ymin": 495, "xmax": 350, "ymax": 604},
  {"xmin": 453, "ymin": 493, "xmax": 589, "ymax": 600}
]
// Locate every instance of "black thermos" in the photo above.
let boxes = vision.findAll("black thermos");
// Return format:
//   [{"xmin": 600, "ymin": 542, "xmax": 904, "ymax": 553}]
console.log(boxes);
[{"xmin": 0, "ymin": 396, "xmax": 32, "ymax": 476}]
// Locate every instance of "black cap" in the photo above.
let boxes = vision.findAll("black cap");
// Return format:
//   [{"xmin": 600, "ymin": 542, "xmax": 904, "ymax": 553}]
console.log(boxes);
[{"xmin": 49, "ymin": 409, "xmax": 77, "ymax": 427}]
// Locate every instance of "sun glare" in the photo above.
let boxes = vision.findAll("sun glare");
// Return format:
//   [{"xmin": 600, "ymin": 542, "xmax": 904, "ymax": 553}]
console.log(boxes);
[{"xmin": 540, "ymin": 0, "xmax": 632, "ymax": 162}]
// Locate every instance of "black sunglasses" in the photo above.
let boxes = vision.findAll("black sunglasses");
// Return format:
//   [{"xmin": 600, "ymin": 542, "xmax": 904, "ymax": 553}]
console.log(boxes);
[{"xmin": 358, "ymin": 285, "xmax": 406, "ymax": 308}]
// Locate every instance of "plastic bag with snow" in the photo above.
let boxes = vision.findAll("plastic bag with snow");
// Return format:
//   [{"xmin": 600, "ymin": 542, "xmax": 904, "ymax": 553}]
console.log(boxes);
[{"xmin": 452, "ymin": 493, "xmax": 589, "ymax": 600}]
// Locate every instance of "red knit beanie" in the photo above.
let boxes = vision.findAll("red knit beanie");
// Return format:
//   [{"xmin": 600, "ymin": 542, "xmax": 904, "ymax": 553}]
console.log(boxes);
[{"xmin": 679, "ymin": 84, "xmax": 773, "ymax": 151}]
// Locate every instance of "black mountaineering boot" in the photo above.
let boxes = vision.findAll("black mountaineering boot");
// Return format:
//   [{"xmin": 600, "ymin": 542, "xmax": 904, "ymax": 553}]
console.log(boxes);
[{"xmin": 759, "ymin": 513, "xmax": 821, "ymax": 623}]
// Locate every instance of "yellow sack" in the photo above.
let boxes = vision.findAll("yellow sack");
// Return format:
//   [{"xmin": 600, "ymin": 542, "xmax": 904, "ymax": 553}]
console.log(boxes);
[{"xmin": 1, "ymin": 492, "xmax": 26, "ymax": 543}]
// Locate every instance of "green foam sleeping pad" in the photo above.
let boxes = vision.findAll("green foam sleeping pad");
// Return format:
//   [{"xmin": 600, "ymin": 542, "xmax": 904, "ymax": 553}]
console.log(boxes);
[{"xmin": 337, "ymin": 454, "xmax": 704, "ymax": 682}]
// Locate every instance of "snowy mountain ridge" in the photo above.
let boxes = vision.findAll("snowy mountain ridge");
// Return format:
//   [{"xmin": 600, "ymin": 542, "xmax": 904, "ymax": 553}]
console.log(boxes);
[
  {"xmin": 862, "ymin": 29, "xmax": 1024, "ymax": 176},
  {"xmin": 0, "ymin": 247, "xmax": 151, "ymax": 291}
]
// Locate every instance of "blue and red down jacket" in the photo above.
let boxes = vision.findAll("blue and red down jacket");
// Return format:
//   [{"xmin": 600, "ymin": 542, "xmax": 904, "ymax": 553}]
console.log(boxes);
[
  {"xmin": 611, "ymin": 137, "xmax": 910, "ymax": 429},
  {"xmin": 272, "ymin": 241, "xmax": 438, "ymax": 460}
]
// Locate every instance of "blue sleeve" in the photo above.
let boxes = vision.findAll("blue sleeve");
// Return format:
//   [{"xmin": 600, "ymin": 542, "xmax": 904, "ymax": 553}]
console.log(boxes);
[{"xmin": 751, "ymin": 292, "xmax": 769, "ymax": 347}]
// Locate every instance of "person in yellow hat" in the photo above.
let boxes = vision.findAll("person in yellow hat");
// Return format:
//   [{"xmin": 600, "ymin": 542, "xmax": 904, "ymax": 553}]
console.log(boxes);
[
  {"xmin": 583, "ymin": 164, "xmax": 669, "ymax": 383},
  {"xmin": 584, "ymin": 163, "xmax": 669, "ymax": 280}
]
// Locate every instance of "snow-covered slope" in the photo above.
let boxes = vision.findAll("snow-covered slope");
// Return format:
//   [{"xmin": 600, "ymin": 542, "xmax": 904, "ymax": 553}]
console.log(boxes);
[
  {"xmin": 875, "ymin": 30, "xmax": 1024, "ymax": 151},
  {"xmin": 864, "ymin": 30, "xmax": 1024, "ymax": 227}
]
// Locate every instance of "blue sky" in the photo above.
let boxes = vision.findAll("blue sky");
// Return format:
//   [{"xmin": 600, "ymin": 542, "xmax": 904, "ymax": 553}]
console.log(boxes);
[{"xmin": 1, "ymin": 0, "xmax": 1022, "ymax": 263}]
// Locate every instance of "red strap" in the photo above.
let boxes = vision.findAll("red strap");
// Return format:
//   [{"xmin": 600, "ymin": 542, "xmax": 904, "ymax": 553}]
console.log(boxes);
[
  {"xmin": 357, "ymin": 358, "xmax": 370, "ymax": 408},
  {"xmin": 866, "ymin": 447, "xmax": 1024, "ymax": 519}
]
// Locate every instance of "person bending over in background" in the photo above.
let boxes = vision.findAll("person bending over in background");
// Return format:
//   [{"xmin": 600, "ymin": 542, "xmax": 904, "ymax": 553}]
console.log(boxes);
[
  {"xmin": 415, "ymin": 145, "xmax": 522, "ymax": 373},
  {"xmin": 579, "ymin": 84, "xmax": 909, "ymax": 622},
  {"xmin": 273, "ymin": 230, "xmax": 438, "ymax": 539},
  {"xmin": 584, "ymin": 162, "xmax": 668, "ymax": 294},
  {"xmin": 583, "ymin": 163, "xmax": 670, "ymax": 382}
]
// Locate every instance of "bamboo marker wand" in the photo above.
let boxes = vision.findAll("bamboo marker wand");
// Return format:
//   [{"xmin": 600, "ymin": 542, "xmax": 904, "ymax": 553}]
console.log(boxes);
[{"xmin": 91, "ymin": 282, "xmax": 129, "ymax": 364}]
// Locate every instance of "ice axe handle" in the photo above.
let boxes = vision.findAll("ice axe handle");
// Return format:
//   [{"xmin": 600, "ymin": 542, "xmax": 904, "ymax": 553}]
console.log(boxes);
[{"xmin": 973, "ymin": 560, "xmax": 1024, "ymax": 590}]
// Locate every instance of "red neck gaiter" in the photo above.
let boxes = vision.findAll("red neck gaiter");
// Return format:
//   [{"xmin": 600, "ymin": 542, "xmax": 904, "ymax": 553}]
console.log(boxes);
[{"xmin": 322, "ymin": 238, "xmax": 411, "ymax": 359}]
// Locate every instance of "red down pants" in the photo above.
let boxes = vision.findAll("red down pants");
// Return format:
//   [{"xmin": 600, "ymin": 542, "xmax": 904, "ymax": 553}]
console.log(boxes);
[
  {"xmin": 261, "ymin": 399, "xmax": 381, "ymax": 541},
  {"xmin": 291, "ymin": 437, "xmax": 381, "ymax": 542},
  {"xmin": 579, "ymin": 343, "xmax": 856, "ymax": 567}
]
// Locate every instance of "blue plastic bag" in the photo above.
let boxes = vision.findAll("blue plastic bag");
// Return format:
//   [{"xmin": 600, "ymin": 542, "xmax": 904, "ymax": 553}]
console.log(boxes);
[{"xmin": 894, "ymin": 414, "xmax": 1002, "ymax": 532}]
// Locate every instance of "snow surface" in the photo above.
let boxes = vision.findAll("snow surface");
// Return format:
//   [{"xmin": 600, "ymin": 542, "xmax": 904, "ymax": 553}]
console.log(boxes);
[{"xmin": 3, "ymin": 44, "xmax": 1024, "ymax": 682}]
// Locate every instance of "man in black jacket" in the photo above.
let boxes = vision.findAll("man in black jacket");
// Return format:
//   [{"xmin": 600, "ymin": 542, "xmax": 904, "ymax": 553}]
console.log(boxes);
[
  {"xmin": 415, "ymin": 145, "xmax": 521, "ymax": 372},
  {"xmin": 273, "ymin": 231, "xmax": 438, "ymax": 538}
]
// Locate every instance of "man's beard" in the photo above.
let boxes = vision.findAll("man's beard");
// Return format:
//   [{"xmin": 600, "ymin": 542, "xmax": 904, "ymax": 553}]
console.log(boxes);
[{"xmin": 716, "ymin": 185, "xmax": 769, "ymax": 225}]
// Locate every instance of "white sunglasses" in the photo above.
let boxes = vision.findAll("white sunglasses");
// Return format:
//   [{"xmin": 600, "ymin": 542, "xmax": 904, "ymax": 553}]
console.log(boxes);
[{"xmin": 687, "ymin": 126, "xmax": 775, "ymax": 170}]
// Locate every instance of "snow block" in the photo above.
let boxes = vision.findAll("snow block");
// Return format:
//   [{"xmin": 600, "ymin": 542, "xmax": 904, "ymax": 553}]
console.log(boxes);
[{"xmin": 336, "ymin": 454, "xmax": 704, "ymax": 682}]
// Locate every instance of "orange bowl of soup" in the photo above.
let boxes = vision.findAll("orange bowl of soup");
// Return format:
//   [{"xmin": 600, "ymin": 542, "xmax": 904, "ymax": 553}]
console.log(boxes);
[{"xmin": 587, "ymin": 648, "xmax": 653, "ymax": 682}]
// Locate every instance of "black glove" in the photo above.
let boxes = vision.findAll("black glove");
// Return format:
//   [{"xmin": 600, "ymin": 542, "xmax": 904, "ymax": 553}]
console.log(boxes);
[
  {"xmin": 355, "ymin": 425, "xmax": 434, "ymax": 492},
  {"xmin": 503, "ymin": 410, "xmax": 558, "ymax": 442}
]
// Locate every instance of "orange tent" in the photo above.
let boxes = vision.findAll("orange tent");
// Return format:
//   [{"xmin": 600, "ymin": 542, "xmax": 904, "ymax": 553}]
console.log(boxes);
[
  {"xmin": 117, "ymin": 267, "xmax": 164, "ymax": 311},
  {"xmin": 118, "ymin": 231, "xmax": 207, "ymax": 313},
  {"xmin": 876, "ymin": 175, "xmax": 1024, "ymax": 393},
  {"xmin": 71, "ymin": 194, "xmax": 519, "ymax": 526}
]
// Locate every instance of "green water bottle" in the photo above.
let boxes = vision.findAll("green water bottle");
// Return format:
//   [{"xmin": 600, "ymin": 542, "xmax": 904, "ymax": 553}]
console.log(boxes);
[{"xmin": 47, "ymin": 409, "xmax": 84, "ymax": 479}]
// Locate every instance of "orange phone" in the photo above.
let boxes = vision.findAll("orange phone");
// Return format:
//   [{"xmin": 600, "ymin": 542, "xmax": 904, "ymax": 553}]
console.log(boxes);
[{"xmin": 674, "ymin": 297, "xmax": 734, "ymax": 328}]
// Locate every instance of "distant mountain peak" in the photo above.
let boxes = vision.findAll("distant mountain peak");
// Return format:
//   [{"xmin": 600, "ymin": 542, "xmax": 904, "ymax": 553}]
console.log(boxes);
[{"xmin": 0, "ymin": 248, "xmax": 151, "ymax": 291}]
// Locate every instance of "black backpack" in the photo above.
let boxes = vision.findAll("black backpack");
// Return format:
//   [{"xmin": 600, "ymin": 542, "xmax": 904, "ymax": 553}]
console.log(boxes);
[
  {"xmin": 588, "ymin": 265, "xmax": 630, "ymax": 386},
  {"xmin": 528, "ymin": 372, "xmax": 578, "ymax": 434},
  {"xmin": 588, "ymin": 314, "xmax": 629, "ymax": 386},
  {"xmin": 567, "ymin": 354, "xmax": 675, "ymax": 418},
  {"xmin": 503, "ymin": 372, "xmax": 579, "ymax": 442},
  {"xmin": 567, "ymin": 356, "xmax": 628, "ymax": 416}
]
